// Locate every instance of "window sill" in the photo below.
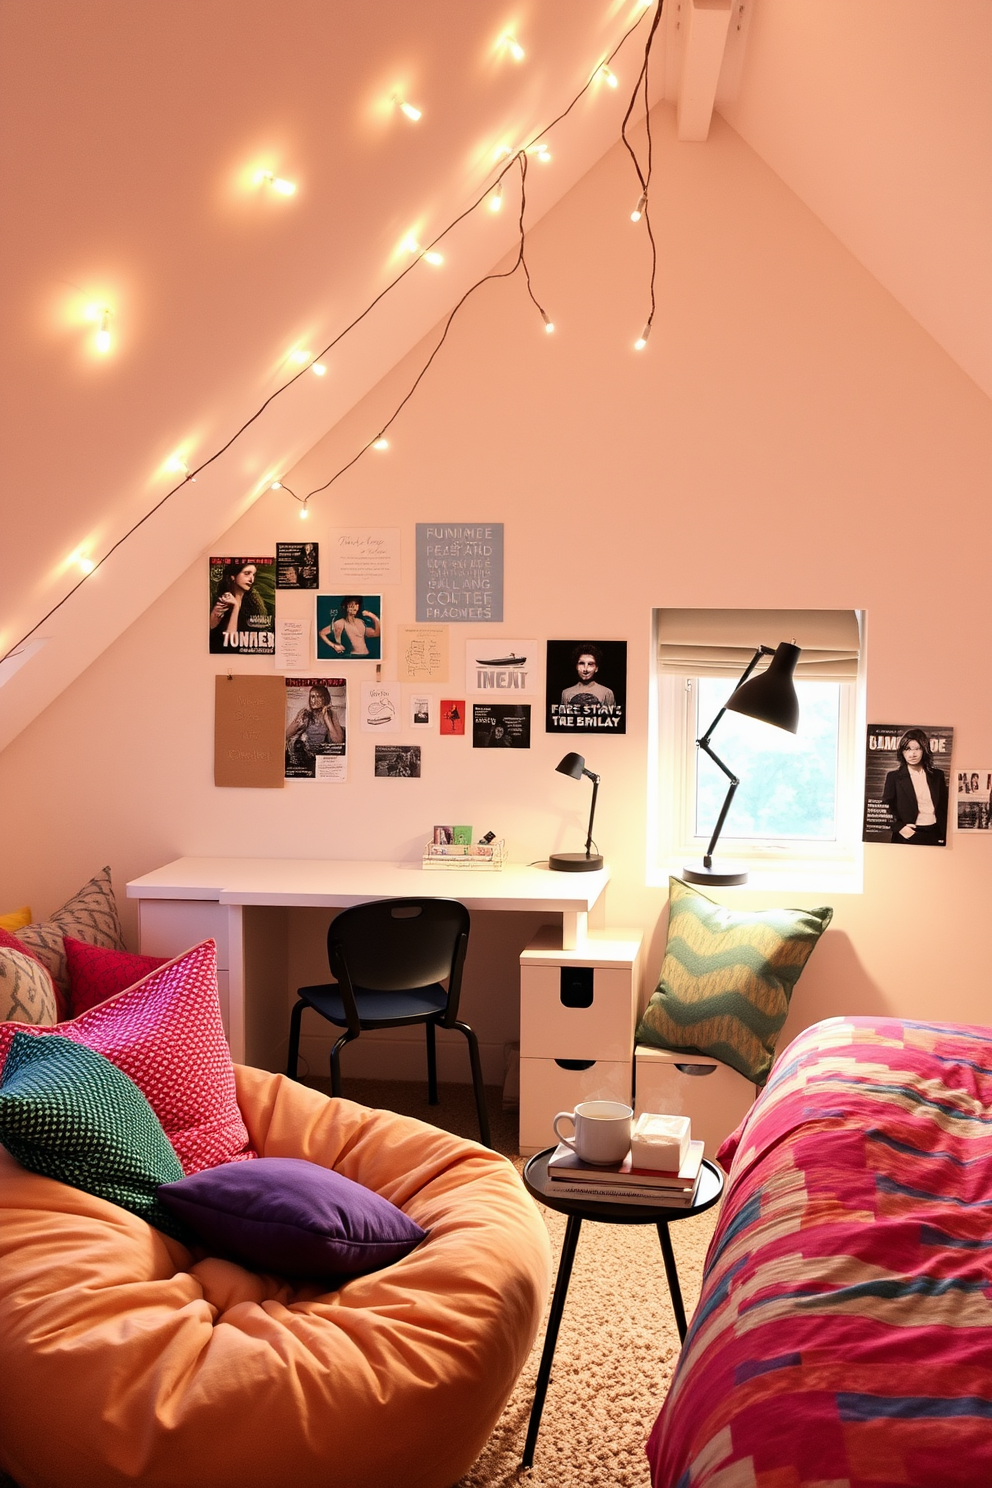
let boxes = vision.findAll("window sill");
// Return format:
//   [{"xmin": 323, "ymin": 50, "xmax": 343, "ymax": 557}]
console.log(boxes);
[{"xmin": 649, "ymin": 857, "xmax": 863, "ymax": 897}]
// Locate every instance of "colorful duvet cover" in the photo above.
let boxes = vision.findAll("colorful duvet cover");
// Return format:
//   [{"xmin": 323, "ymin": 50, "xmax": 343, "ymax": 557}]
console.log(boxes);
[{"xmin": 647, "ymin": 1016, "xmax": 992, "ymax": 1488}]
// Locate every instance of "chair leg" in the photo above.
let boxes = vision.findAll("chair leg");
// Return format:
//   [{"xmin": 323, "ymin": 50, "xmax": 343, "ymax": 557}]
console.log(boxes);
[
  {"xmin": 329, "ymin": 1030, "xmax": 358, "ymax": 1097},
  {"xmin": 425, "ymin": 1019, "xmax": 439, "ymax": 1105},
  {"xmin": 452, "ymin": 1020, "xmax": 491, "ymax": 1148},
  {"xmin": 286, "ymin": 1000, "xmax": 306, "ymax": 1080}
]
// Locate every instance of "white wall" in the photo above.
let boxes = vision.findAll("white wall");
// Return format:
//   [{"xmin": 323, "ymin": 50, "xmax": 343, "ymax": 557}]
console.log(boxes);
[{"xmin": 4, "ymin": 108, "xmax": 991, "ymax": 1078}]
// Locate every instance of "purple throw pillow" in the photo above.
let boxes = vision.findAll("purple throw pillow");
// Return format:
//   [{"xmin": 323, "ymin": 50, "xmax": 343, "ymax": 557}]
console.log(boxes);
[{"xmin": 157, "ymin": 1156, "xmax": 427, "ymax": 1279}]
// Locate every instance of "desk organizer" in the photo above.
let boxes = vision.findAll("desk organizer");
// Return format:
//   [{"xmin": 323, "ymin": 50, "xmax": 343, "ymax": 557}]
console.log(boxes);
[{"xmin": 422, "ymin": 839, "xmax": 507, "ymax": 870}]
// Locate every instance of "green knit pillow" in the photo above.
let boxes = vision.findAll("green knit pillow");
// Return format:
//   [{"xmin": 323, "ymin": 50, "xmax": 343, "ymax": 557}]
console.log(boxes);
[
  {"xmin": 636, "ymin": 878, "xmax": 833, "ymax": 1085},
  {"xmin": 0, "ymin": 1031, "xmax": 186, "ymax": 1238}
]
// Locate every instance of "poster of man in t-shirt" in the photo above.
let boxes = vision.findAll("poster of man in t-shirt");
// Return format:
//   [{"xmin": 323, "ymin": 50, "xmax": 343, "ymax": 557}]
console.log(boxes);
[{"xmin": 546, "ymin": 640, "xmax": 626, "ymax": 734}]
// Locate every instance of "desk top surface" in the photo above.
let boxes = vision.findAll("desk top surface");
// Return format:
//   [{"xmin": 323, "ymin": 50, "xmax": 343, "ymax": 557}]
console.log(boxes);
[{"xmin": 127, "ymin": 856, "xmax": 610, "ymax": 912}]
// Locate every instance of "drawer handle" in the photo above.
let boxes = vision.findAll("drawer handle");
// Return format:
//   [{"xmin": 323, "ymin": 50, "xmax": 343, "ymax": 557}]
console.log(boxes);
[
  {"xmin": 675, "ymin": 1063, "xmax": 717, "ymax": 1076},
  {"xmin": 554, "ymin": 1058, "xmax": 596, "ymax": 1071}
]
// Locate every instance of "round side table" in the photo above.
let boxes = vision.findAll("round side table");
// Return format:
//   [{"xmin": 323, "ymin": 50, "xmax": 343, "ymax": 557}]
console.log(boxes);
[{"xmin": 520, "ymin": 1148, "xmax": 725, "ymax": 1469}]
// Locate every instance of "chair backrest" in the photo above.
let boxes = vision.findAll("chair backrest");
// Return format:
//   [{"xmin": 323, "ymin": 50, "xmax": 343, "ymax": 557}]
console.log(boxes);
[{"xmin": 326, "ymin": 898, "xmax": 470, "ymax": 997}]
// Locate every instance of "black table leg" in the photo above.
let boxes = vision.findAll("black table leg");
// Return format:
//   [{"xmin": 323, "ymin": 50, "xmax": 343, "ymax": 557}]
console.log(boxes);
[
  {"xmin": 521, "ymin": 1213, "xmax": 583, "ymax": 1469},
  {"xmin": 656, "ymin": 1221, "xmax": 687, "ymax": 1342}
]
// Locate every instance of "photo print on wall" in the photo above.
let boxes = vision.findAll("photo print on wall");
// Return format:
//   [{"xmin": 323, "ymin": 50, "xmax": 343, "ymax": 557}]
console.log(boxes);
[
  {"xmin": 316, "ymin": 594, "xmax": 381, "ymax": 660},
  {"xmin": 956, "ymin": 770, "xmax": 992, "ymax": 831},
  {"xmin": 863, "ymin": 724, "xmax": 953, "ymax": 845},
  {"xmin": 473, "ymin": 703, "xmax": 531, "ymax": 748},
  {"xmin": 545, "ymin": 640, "xmax": 627, "ymax": 734},
  {"xmin": 276, "ymin": 542, "xmax": 319, "ymax": 589},
  {"xmin": 440, "ymin": 700, "xmax": 465, "ymax": 735},
  {"xmin": 209, "ymin": 557, "xmax": 276, "ymax": 654},
  {"xmin": 375, "ymin": 745, "xmax": 422, "ymax": 778},
  {"xmin": 284, "ymin": 678, "xmax": 347, "ymax": 782}
]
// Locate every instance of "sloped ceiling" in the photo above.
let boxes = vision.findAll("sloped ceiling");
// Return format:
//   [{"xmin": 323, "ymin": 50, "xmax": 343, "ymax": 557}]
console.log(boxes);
[{"xmin": 1, "ymin": 0, "xmax": 989, "ymax": 752}]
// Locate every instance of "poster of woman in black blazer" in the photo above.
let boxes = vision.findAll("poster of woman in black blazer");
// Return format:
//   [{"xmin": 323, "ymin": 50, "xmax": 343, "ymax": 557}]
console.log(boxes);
[{"xmin": 863, "ymin": 724, "xmax": 953, "ymax": 845}]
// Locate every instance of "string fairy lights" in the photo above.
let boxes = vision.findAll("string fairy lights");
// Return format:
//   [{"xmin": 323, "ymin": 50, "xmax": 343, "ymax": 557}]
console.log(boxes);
[{"xmin": 2, "ymin": 1, "xmax": 665, "ymax": 668}]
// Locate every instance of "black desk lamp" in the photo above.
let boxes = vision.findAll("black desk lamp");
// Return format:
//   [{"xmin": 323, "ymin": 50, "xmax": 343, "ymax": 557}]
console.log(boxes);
[
  {"xmin": 550, "ymin": 753, "xmax": 604, "ymax": 872},
  {"xmin": 683, "ymin": 641, "xmax": 801, "ymax": 887}
]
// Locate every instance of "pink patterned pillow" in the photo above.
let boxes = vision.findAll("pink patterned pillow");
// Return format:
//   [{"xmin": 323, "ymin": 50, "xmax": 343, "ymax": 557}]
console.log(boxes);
[
  {"xmin": 64, "ymin": 935, "xmax": 168, "ymax": 1017},
  {"xmin": 0, "ymin": 940, "xmax": 254, "ymax": 1174}
]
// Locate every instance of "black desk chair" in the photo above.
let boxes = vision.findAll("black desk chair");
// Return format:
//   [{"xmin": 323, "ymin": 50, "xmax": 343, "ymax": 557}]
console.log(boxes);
[{"xmin": 287, "ymin": 897, "xmax": 491, "ymax": 1147}]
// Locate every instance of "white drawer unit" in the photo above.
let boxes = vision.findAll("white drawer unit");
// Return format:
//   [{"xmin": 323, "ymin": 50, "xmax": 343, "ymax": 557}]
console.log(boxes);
[
  {"xmin": 519, "ymin": 1057, "xmax": 633, "ymax": 1157},
  {"xmin": 634, "ymin": 1045, "xmax": 757, "ymax": 1163},
  {"xmin": 518, "ymin": 928, "xmax": 642, "ymax": 1156}
]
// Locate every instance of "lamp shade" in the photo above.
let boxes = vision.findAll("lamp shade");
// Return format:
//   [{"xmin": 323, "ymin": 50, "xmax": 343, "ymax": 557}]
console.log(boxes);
[
  {"xmin": 555, "ymin": 752, "xmax": 586, "ymax": 780},
  {"xmin": 725, "ymin": 642, "xmax": 801, "ymax": 734}
]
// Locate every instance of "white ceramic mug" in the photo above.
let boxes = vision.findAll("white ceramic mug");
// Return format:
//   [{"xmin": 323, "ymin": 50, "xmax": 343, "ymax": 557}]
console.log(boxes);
[{"xmin": 552, "ymin": 1100, "xmax": 633, "ymax": 1166}]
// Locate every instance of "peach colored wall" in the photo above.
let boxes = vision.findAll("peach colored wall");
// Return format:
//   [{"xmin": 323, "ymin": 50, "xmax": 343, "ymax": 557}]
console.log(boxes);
[{"xmin": 3, "ymin": 108, "xmax": 991, "ymax": 1068}]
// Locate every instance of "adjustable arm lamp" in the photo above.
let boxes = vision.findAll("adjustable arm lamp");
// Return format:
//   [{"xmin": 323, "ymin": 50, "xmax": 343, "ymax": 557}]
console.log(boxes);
[
  {"xmin": 683, "ymin": 641, "xmax": 801, "ymax": 887},
  {"xmin": 549, "ymin": 752, "xmax": 604, "ymax": 872}
]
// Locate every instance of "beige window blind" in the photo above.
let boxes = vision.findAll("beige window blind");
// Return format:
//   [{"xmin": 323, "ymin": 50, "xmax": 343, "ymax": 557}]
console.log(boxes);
[{"xmin": 657, "ymin": 609, "xmax": 861, "ymax": 682}]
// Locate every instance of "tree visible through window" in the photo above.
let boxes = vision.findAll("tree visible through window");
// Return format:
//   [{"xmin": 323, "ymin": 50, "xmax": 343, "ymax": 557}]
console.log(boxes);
[{"xmin": 694, "ymin": 678, "xmax": 840, "ymax": 842}]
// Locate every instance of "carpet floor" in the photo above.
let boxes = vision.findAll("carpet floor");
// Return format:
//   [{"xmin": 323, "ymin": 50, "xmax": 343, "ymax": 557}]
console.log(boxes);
[{"xmin": 329, "ymin": 1077, "xmax": 722, "ymax": 1488}]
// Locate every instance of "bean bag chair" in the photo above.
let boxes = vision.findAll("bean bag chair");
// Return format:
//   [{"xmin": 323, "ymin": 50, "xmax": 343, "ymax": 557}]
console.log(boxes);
[{"xmin": 0, "ymin": 1064, "xmax": 551, "ymax": 1488}]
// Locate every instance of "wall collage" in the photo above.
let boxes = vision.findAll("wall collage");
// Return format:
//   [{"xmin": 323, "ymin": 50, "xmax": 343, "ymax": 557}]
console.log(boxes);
[{"xmin": 210, "ymin": 522, "xmax": 627, "ymax": 791}]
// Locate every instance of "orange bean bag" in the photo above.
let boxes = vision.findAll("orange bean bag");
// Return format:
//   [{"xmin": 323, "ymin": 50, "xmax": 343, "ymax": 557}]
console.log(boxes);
[{"xmin": 0, "ymin": 1066, "xmax": 551, "ymax": 1488}]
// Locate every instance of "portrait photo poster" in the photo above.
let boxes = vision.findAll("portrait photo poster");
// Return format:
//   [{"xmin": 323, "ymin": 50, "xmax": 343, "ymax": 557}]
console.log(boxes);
[
  {"xmin": 863, "ymin": 724, "xmax": 954, "ymax": 845},
  {"xmin": 360, "ymin": 681, "xmax": 401, "ymax": 733},
  {"xmin": 325, "ymin": 529, "xmax": 400, "ymax": 587},
  {"xmin": 408, "ymin": 692, "xmax": 433, "ymax": 728},
  {"xmin": 415, "ymin": 523, "xmax": 503, "ymax": 623},
  {"xmin": 276, "ymin": 542, "xmax": 319, "ymax": 589},
  {"xmin": 465, "ymin": 638, "xmax": 539, "ymax": 695},
  {"xmin": 396, "ymin": 624, "xmax": 448, "ymax": 683},
  {"xmin": 284, "ymin": 678, "xmax": 347, "ymax": 782},
  {"xmin": 315, "ymin": 594, "xmax": 382, "ymax": 660},
  {"xmin": 545, "ymin": 640, "xmax": 627, "ymax": 734},
  {"xmin": 473, "ymin": 703, "xmax": 531, "ymax": 749},
  {"xmin": 208, "ymin": 556, "xmax": 276, "ymax": 655},
  {"xmin": 955, "ymin": 769, "xmax": 992, "ymax": 831},
  {"xmin": 440, "ymin": 699, "xmax": 465, "ymax": 735},
  {"xmin": 375, "ymin": 745, "xmax": 422, "ymax": 778}
]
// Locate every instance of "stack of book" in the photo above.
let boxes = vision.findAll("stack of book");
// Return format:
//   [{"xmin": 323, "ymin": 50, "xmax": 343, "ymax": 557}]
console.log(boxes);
[{"xmin": 545, "ymin": 1138, "xmax": 705, "ymax": 1207}]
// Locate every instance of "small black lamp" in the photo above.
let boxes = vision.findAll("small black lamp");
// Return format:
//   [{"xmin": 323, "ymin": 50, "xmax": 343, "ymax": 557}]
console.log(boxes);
[
  {"xmin": 683, "ymin": 641, "xmax": 801, "ymax": 887},
  {"xmin": 550, "ymin": 752, "xmax": 604, "ymax": 872}
]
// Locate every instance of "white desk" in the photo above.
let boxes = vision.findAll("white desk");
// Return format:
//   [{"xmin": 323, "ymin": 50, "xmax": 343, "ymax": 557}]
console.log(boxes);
[{"xmin": 127, "ymin": 857, "xmax": 611, "ymax": 1065}]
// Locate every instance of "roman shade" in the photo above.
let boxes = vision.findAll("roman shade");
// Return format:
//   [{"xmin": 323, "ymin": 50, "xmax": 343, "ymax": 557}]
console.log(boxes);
[{"xmin": 656, "ymin": 609, "xmax": 861, "ymax": 682}]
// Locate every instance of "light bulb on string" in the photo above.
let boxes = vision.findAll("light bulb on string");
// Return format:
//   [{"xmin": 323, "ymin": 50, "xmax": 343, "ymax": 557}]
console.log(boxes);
[
  {"xmin": 527, "ymin": 143, "xmax": 551, "ymax": 163},
  {"xmin": 255, "ymin": 170, "xmax": 297, "ymax": 196},
  {"xmin": 372, "ymin": 437, "xmax": 389, "ymax": 450},
  {"xmin": 501, "ymin": 35, "xmax": 525, "ymax": 61},
  {"xmin": 493, "ymin": 145, "xmax": 513, "ymax": 161},
  {"xmin": 287, "ymin": 349, "xmax": 311, "ymax": 366},
  {"xmin": 600, "ymin": 65, "xmax": 619, "ymax": 87},
  {"xmin": 270, "ymin": 481, "xmax": 283, "ymax": 490},
  {"xmin": 634, "ymin": 322, "xmax": 651, "ymax": 350},
  {"xmin": 541, "ymin": 310, "xmax": 555, "ymax": 335},
  {"xmin": 71, "ymin": 550, "xmax": 95, "ymax": 575},
  {"xmin": 299, "ymin": 502, "xmax": 310, "ymax": 520},
  {"xmin": 395, "ymin": 97, "xmax": 422, "ymax": 122},
  {"xmin": 489, "ymin": 180, "xmax": 503, "ymax": 213},
  {"xmin": 165, "ymin": 454, "xmax": 193, "ymax": 481},
  {"xmin": 311, "ymin": 362, "xmax": 327, "ymax": 376},
  {"xmin": 93, "ymin": 308, "xmax": 112, "ymax": 355},
  {"xmin": 630, "ymin": 191, "xmax": 647, "ymax": 222}
]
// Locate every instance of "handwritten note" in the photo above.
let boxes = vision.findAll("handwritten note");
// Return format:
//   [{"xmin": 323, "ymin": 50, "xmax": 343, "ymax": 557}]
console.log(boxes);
[
  {"xmin": 396, "ymin": 624, "xmax": 449, "ymax": 683},
  {"xmin": 326, "ymin": 528, "xmax": 400, "ymax": 586}
]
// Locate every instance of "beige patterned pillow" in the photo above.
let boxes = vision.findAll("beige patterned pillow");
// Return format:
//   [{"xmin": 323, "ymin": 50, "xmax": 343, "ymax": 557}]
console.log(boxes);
[
  {"xmin": 0, "ymin": 948, "xmax": 58, "ymax": 1025},
  {"xmin": 16, "ymin": 867, "xmax": 125, "ymax": 998}
]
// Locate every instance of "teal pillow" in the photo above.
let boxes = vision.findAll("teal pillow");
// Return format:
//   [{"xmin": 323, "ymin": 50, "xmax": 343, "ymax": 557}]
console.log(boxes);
[
  {"xmin": 636, "ymin": 878, "xmax": 833, "ymax": 1085},
  {"xmin": 0, "ymin": 1031, "xmax": 186, "ymax": 1238}
]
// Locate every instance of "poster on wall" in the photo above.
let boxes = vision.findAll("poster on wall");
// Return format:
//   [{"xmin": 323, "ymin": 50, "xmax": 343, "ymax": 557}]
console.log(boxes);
[
  {"xmin": 374, "ymin": 745, "xmax": 422, "ymax": 778},
  {"xmin": 396, "ymin": 624, "xmax": 448, "ymax": 683},
  {"xmin": 276, "ymin": 542, "xmax": 319, "ymax": 589},
  {"xmin": 955, "ymin": 769, "xmax": 992, "ymax": 831},
  {"xmin": 325, "ymin": 529, "xmax": 400, "ymax": 587},
  {"xmin": 545, "ymin": 640, "xmax": 627, "ymax": 734},
  {"xmin": 315, "ymin": 594, "xmax": 381, "ymax": 660},
  {"xmin": 415, "ymin": 524, "xmax": 503, "ymax": 622},
  {"xmin": 208, "ymin": 557, "xmax": 276, "ymax": 654},
  {"xmin": 284, "ymin": 678, "xmax": 347, "ymax": 781},
  {"xmin": 465, "ymin": 638, "xmax": 538, "ymax": 694},
  {"xmin": 472, "ymin": 703, "xmax": 531, "ymax": 748},
  {"xmin": 214, "ymin": 676, "xmax": 285, "ymax": 788},
  {"xmin": 440, "ymin": 700, "xmax": 465, "ymax": 735},
  {"xmin": 360, "ymin": 681, "xmax": 401, "ymax": 733},
  {"xmin": 863, "ymin": 724, "xmax": 953, "ymax": 845},
  {"xmin": 409, "ymin": 693, "xmax": 433, "ymax": 728}
]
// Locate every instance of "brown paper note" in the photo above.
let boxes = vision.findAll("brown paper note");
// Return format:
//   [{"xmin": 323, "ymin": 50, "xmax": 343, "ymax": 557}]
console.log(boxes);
[{"xmin": 214, "ymin": 675, "xmax": 285, "ymax": 788}]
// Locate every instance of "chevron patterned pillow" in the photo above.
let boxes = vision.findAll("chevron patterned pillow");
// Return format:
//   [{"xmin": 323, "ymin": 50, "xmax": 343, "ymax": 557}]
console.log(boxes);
[
  {"xmin": 636, "ymin": 878, "xmax": 833, "ymax": 1085},
  {"xmin": 0, "ymin": 1031, "xmax": 186, "ymax": 1238}
]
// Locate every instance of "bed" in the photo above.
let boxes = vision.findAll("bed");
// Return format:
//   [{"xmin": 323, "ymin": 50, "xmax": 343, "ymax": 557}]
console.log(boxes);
[{"xmin": 647, "ymin": 1015, "xmax": 992, "ymax": 1488}]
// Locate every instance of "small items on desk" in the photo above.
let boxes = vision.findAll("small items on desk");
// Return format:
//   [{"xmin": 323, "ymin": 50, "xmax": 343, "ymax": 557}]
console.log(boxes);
[{"xmin": 630, "ymin": 1112, "xmax": 691, "ymax": 1173}]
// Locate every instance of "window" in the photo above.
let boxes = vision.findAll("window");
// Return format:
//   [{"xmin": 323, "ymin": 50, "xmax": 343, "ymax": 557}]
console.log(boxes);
[{"xmin": 649, "ymin": 609, "xmax": 866, "ymax": 892}]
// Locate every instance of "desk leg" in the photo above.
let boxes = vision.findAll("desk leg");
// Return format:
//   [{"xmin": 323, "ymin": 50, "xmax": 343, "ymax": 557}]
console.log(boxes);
[
  {"xmin": 226, "ymin": 906, "xmax": 245, "ymax": 1065},
  {"xmin": 656, "ymin": 1222, "xmax": 687, "ymax": 1342},
  {"xmin": 561, "ymin": 911, "xmax": 587, "ymax": 952},
  {"xmin": 521, "ymin": 1214, "xmax": 582, "ymax": 1469}
]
